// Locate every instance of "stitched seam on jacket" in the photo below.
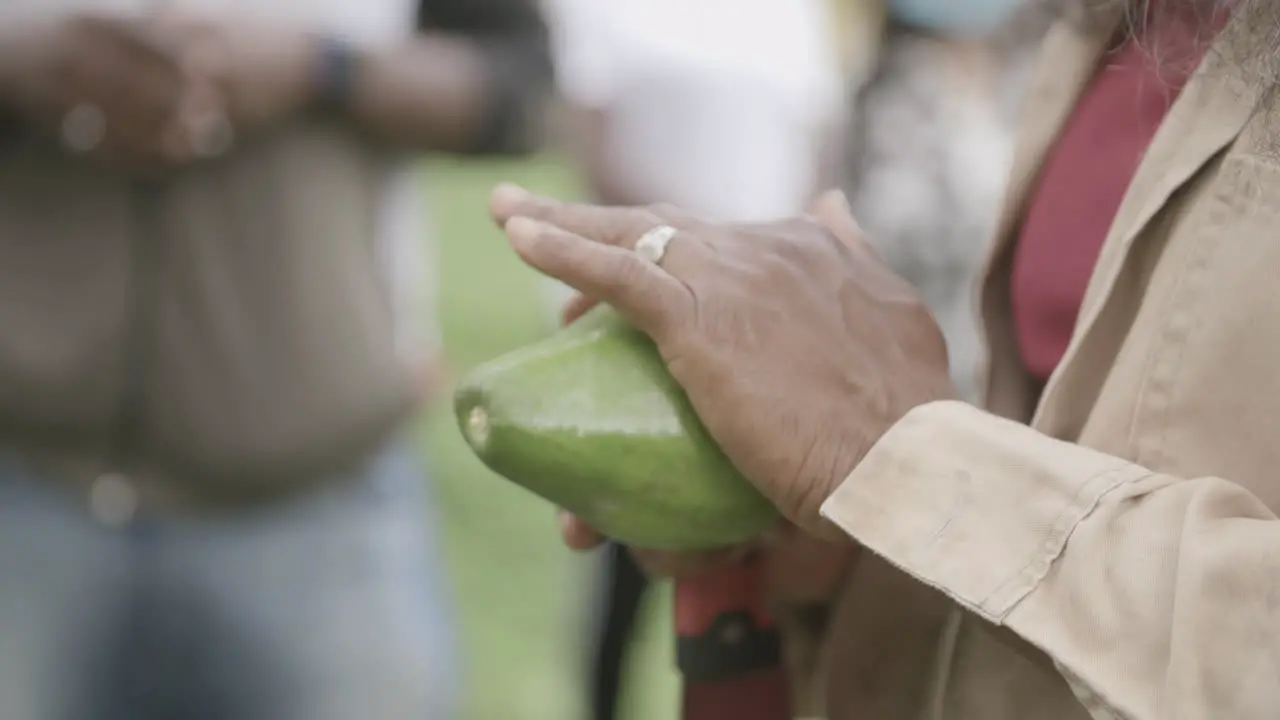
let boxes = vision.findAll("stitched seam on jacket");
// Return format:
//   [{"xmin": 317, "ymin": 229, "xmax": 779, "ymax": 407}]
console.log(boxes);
[
  {"xmin": 980, "ymin": 462, "xmax": 1152, "ymax": 620},
  {"xmin": 1141, "ymin": 156, "xmax": 1236, "ymax": 470}
]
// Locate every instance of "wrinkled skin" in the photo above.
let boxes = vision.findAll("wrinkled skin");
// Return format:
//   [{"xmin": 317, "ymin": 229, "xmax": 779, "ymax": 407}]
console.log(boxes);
[{"xmin": 490, "ymin": 184, "xmax": 954, "ymax": 595}]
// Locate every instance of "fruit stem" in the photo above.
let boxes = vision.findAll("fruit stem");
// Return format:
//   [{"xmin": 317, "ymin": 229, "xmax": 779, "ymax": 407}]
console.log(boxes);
[{"xmin": 465, "ymin": 405, "xmax": 491, "ymax": 450}]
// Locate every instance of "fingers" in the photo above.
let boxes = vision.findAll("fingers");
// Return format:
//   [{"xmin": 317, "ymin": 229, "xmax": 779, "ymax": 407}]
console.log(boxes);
[
  {"xmin": 63, "ymin": 14, "xmax": 213, "ymax": 168},
  {"xmin": 491, "ymin": 183, "xmax": 668, "ymax": 251},
  {"xmin": 557, "ymin": 510, "xmax": 605, "ymax": 551},
  {"xmin": 805, "ymin": 189, "xmax": 857, "ymax": 234},
  {"xmin": 560, "ymin": 294, "xmax": 599, "ymax": 326},
  {"xmin": 805, "ymin": 188, "xmax": 885, "ymax": 262},
  {"xmin": 555, "ymin": 510, "xmax": 752, "ymax": 581},
  {"xmin": 806, "ymin": 189, "xmax": 863, "ymax": 248},
  {"xmin": 505, "ymin": 217, "xmax": 690, "ymax": 339}
]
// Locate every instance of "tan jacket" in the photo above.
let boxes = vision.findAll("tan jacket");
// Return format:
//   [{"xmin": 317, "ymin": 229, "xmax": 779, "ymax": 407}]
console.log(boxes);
[{"xmin": 814, "ymin": 9, "xmax": 1280, "ymax": 720}]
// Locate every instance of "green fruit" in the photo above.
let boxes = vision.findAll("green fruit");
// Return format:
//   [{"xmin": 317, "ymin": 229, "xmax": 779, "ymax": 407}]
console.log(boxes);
[{"xmin": 454, "ymin": 305, "xmax": 779, "ymax": 550}]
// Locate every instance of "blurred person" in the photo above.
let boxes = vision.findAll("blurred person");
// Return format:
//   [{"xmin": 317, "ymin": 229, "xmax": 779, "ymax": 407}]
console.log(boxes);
[
  {"xmin": 541, "ymin": 0, "xmax": 845, "ymax": 327},
  {"xmin": 0, "ymin": 1, "xmax": 551, "ymax": 719},
  {"xmin": 742, "ymin": 2, "xmax": 1056, "ymax": 700},
  {"xmin": 840, "ymin": 3, "xmax": 1052, "ymax": 400},
  {"xmin": 490, "ymin": 0, "xmax": 1280, "ymax": 717},
  {"xmin": 540, "ymin": 0, "xmax": 844, "ymax": 717}
]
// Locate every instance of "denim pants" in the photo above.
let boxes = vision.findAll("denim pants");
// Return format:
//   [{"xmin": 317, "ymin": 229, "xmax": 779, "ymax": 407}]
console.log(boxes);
[{"xmin": 0, "ymin": 445, "xmax": 460, "ymax": 720}]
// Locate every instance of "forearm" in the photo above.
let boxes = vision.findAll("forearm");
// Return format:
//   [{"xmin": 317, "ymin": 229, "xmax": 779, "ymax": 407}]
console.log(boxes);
[
  {"xmin": 561, "ymin": 105, "xmax": 650, "ymax": 207},
  {"xmin": 345, "ymin": 30, "xmax": 552, "ymax": 156},
  {"xmin": 824, "ymin": 401, "xmax": 1280, "ymax": 720}
]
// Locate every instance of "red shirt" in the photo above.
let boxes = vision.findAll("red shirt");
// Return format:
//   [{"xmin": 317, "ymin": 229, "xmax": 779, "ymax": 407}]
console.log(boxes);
[{"xmin": 1009, "ymin": 5, "xmax": 1230, "ymax": 382}]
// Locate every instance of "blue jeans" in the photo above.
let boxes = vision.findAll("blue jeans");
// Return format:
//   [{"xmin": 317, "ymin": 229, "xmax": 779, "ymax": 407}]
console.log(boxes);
[{"xmin": 0, "ymin": 446, "xmax": 460, "ymax": 720}]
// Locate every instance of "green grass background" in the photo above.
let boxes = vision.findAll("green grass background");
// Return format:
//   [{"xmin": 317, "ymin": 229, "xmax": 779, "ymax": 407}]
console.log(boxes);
[{"xmin": 419, "ymin": 155, "xmax": 680, "ymax": 720}]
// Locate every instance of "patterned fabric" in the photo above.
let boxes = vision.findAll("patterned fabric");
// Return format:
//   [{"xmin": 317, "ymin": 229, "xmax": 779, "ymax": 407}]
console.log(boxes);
[{"xmin": 839, "ymin": 11, "xmax": 1051, "ymax": 402}]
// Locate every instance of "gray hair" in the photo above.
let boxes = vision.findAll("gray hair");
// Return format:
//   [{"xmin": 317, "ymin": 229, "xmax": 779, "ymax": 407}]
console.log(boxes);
[{"xmin": 1043, "ymin": 0, "xmax": 1280, "ymax": 103}]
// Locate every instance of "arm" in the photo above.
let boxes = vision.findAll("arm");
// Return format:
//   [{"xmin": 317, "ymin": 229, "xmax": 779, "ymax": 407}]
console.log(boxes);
[
  {"xmin": 562, "ymin": 105, "xmax": 653, "ymax": 207},
  {"xmin": 821, "ymin": 400, "xmax": 1280, "ymax": 720},
  {"xmin": 343, "ymin": 0, "xmax": 553, "ymax": 155}
]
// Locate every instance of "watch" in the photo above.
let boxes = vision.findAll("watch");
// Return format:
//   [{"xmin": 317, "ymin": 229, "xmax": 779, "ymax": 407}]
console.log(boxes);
[{"xmin": 313, "ymin": 35, "xmax": 359, "ymax": 114}]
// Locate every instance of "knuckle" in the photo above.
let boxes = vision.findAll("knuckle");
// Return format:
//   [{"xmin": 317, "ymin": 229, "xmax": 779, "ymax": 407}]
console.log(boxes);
[
  {"xmin": 645, "ymin": 202, "xmax": 693, "ymax": 226},
  {"xmin": 646, "ymin": 202, "xmax": 681, "ymax": 218},
  {"xmin": 525, "ymin": 228, "xmax": 563, "ymax": 264},
  {"xmin": 608, "ymin": 249, "xmax": 648, "ymax": 286},
  {"xmin": 626, "ymin": 206, "xmax": 667, "ymax": 237},
  {"xmin": 642, "ymin": 203, "xmax": 700, "ymax": 232}
]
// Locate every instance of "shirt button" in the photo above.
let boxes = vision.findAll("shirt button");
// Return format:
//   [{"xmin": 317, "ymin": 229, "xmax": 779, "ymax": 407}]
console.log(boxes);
[{"xmin": 90, "ymin": 472, "xmax": 138, "ymax": 529}]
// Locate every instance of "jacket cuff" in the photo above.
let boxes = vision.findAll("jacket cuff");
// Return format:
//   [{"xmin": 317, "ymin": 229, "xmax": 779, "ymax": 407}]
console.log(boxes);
[{"xmin": 819, "ymin": 400, "xmax": 1150, "ymax": 623}]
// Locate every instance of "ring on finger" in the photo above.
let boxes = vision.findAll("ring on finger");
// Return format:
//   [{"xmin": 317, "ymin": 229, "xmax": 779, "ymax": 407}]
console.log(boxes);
[
  {"xmin": 634, "ymin": 224, "xmax": 678, "ymax": 266},
  {"xmin": 61, "ymin": 103, "xmax": 106, "ymax": 154},
  {"xmin": 189, "ymin": 110, "xmax": 234, "ymax": 158}
]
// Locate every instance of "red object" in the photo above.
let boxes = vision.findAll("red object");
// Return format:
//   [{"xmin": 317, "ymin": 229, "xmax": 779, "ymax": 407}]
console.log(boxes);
[
  {"xmin": 683, "ymin": 667, "xmax": 792, "ymax": 720},
  {"xmin": 1010, "ymin": 3, "xmax": 1229, "ymax": 381},
  {"xmin": 673, "ymin": 559, "xmax": 774, "ymax": 635},
  {"xmin": 675, "ymin": 558, "xmax": 790, "ymax": 720}
]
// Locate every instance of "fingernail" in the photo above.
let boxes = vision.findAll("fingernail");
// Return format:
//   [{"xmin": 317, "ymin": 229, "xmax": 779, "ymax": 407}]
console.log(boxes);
[
  {"xmin": 556, "ymin": 510, "xmax": 574, "ymax": 534},
  {"xmin": 504, "ymin": 216, "xmax": 543, "ymax": 244},
  {"xmin": 822, "ymin": 188, "xmax": 853, "ymax": 214},
  {"xmin": 493, "ymin": 182, "xmax": 531, "ymax": 208}
]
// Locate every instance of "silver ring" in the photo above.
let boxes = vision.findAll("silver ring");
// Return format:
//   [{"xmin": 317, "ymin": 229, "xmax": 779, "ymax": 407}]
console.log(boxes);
[
  {"xmin": 189, "ymin": 110, "xmax": 234, "ymax": 159},
  {"xmin": 634, "ymin": 225, "xmax": 677, "ymax": 265},
  {"xmin": 61, "ymin": 103, "xmax": 106, "ymax": 154}
]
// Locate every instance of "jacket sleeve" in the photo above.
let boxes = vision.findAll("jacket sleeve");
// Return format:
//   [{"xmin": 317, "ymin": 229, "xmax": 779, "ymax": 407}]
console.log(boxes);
[
  {"xmin": 416, "ymin": 0, "xmax": 554, "ymax": 155},
  {"xmin": 821, "ymin": 400, "xmax": 1280, "ymax": 720}
]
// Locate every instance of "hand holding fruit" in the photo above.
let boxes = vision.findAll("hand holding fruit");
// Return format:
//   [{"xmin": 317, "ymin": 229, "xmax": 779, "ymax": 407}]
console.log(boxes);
[
  {"xmin": 488, "ymin": 184, "xmax": 955, "ymax": 540},
  {"xmin": 554, "ymin": 291, "xmax": 859, "ymax": 602}
]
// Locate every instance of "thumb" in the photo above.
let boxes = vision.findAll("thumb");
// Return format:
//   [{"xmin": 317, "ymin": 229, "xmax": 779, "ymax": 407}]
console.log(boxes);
[
  {"xmin": 557, "ymin": 510, "xmax": 606, "ymax": 551},
  {"xmin": 560, "ymin": 294, "xmax": 599, "ymax": 326},
  {"xmin": 806, "ymin": 189, "xmax": 876, "ymax": 256}
]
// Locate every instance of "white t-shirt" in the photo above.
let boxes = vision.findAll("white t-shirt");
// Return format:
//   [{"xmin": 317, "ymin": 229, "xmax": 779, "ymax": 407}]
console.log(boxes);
[
  {"xmin": 2, "ymin": 0, "xmax": 439, "ymax": 367},
  {"xmin": 547, "ymin": 0, "xmax": 843, "ymax": 222}
]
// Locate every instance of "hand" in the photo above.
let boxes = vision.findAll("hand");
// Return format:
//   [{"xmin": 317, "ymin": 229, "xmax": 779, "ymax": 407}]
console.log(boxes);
[
  {"xmin": 490, "ymin": 185, "xmax": 954, "ymax": 538},
  {"xmin": 149, "ymin": 14, "xmax": 319, "ymax": 137},
  {"xmin": 0, "ymin": 14, "xmax": 223, "ymax": 169},
  {"xmin": 558, "ymin": 288, "xmax": 861, "ymax": 602}
]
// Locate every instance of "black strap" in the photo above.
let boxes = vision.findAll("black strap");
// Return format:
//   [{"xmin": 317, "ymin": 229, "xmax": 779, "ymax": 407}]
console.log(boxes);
[
  {"xmin": 313, "ymin": 36, "xmax": 359, "ymax": 115},
  {"xmin": 676, "ymin": 611, "xmax": 783, "ymax": 685}
]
